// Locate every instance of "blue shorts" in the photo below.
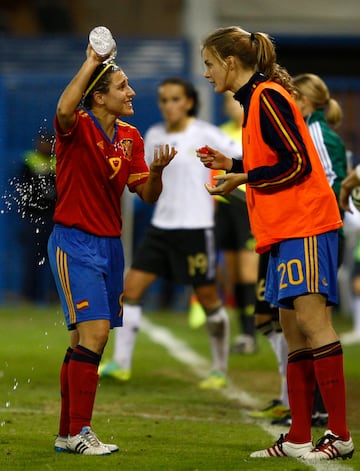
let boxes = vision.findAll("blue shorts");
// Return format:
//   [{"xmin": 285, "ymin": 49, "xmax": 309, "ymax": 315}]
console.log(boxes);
[
  {"xmin": 265, "ymin": 231, "xmax": 339, "ymax": 309},
  {"xmin": 48, "ymin": 225, "xmax": 124, "ymax": 330}
]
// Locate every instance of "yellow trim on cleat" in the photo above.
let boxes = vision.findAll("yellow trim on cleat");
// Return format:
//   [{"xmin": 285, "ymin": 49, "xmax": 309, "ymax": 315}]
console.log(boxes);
[
  {"xmin": 198, "ymin": 371, "xmax": 227, "ymax": 390},
  {"xmin": 98, "ymin": 360, "xmax": 131, "ymax": 382}
]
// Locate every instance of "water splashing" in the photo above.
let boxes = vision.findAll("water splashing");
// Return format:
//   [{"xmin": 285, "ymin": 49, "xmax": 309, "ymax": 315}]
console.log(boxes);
[{"xmin": 38, "ymin": 257, "xmax": 45, "ymax": 266}]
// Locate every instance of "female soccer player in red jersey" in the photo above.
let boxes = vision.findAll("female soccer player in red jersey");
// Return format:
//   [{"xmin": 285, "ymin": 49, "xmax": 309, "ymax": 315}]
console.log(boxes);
[
  {"xmin": 48, "ymin": 42, "xmax": 176, "ymax": 455},
  {"xmin": 197, "ymin": 26, "xmax": 353, "ymax": 461}
]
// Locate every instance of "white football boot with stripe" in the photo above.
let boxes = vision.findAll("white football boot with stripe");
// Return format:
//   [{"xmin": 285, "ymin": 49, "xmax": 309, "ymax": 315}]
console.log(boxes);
[
  {"xmin": 65, "ymin": 426, "xmax": 117, "ymax": 455},
  {"xmin": 303, "ymin": 430, "xmax": 354, "ymax": 461},
  {"xmin": 250, "ymin": 434, "xmax": 313, "ymax": 458}
]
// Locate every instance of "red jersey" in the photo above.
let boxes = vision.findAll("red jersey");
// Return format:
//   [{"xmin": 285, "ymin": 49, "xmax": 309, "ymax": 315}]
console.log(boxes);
[
  {"xmin": 53, "ymin": 109, "xmax": 149, "ymax": 237},
  {"xmin": 242, "ymin": 81, "xmax": 342, "ymax": 253}
]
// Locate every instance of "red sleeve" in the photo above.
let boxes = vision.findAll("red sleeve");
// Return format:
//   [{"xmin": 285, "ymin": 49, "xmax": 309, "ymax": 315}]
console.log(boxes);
[{"xmin": 126, "ymin": 127, "xmax": 150, "ymax": 191}]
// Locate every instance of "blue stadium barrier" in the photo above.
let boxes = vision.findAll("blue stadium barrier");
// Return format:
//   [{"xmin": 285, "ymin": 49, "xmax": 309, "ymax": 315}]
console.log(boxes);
[
  {"xmin": 1, "ymin": 35, "xmax": 360, "ymax": 305},
  {"xmin": 0, "ymin": 36, "xmax": 190, "ymax": 303}
]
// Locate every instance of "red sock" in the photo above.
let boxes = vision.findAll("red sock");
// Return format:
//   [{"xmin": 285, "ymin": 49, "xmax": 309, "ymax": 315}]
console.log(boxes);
[
  {"xmin": 58, "ymin": 347, "xmax": 73, "ymax": 436},
  {"xmin": 286, "ymin": 348, "xmax": 315, "ymax": 443},
  {"xmin": 313, "ymin": 341, "xmax": 349, "ymax": 439},
  {"xmin": 68, "ymin": 345, "xmax": 101, "ymax": 436}
]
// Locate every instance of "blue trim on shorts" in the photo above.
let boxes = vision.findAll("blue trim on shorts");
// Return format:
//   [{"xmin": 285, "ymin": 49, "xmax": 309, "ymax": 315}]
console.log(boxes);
[{"xmin": 265, "ymin": 231, "xmax": 338, "ymax": 309}]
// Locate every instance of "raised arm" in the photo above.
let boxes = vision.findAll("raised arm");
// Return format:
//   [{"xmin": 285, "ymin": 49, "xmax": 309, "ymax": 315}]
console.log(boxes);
[{"xmin": 56, "ymin": 45, "xmax": 104, "ymax": 132}]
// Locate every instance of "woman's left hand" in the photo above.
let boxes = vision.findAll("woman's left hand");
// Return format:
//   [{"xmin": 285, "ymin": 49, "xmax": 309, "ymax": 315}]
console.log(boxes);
[
  {"xmin": 205, "ymin": 172, "xmax": 247, "ymax": 195},
  {"xmin": 150, "ymin": 144, "xmax": 177, "ymax": 174}
]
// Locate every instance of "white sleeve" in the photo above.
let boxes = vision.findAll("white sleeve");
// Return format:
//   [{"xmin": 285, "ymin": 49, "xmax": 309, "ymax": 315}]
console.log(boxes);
[
  {"xmin": 308, "ymin": 122, "xmax": 336, "ymax": 187},
  {"xmin": 206, "ymin": 125, "xmax": 243, "ymax": 159},
  {"xmin": 143, "ymin": 127, "xmax": 157, "ymax": 166}
]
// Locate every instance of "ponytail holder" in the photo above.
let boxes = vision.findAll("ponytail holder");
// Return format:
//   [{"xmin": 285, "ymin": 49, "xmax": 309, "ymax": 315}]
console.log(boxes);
[{"xmin": 250, "ymin": 32, "xmax": 255, "ymax": 41}]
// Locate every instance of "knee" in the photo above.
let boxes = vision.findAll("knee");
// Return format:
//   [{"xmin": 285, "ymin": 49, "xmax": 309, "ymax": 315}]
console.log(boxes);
[
  {"xmin": 195, "ymin": 285, "xmax": 220, "ymax": 309},
  {"xmin": 91, "ymin": 330, "xmax": 109, "ymax": 355},
  {"xmin": 79, "ymin": 327, "xmax": 109, "ymax": 355},
  {"xmin": 124, "ymin": 273, "xmax": 147, "ymax": 302},
  {"xmin": 96, "ymin": 328, "xmax": 109, "ymax": 347},
  {"xmin": 124, "ymin": 282, "xmax": 141, "ymax": 301}
]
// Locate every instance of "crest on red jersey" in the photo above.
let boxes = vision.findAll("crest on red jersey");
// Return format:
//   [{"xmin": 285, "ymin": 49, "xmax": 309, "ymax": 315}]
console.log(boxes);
[{"xmin": 121, "ymin": 138, "xmax": 133, "ymax": 160}]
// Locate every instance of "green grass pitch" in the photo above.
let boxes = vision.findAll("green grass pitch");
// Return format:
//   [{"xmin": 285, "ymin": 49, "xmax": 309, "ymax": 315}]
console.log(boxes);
[{"xmin": 0, "ymin": 304, "xmax": 358, "ymax": 470}]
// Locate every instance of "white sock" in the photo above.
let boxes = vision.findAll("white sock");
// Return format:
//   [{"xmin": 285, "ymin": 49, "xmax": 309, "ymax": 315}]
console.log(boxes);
[
  {"xmin": 205, "ymin": 306, "xmax": 229, "ymax": 374},
  {"xmin": 266, "ymin": 330, "xmax": 288, "ymax": 407},
  {"xmin": 276, "ymin": 333, "xmax": 289, "ymax": 408},
  {"xmin": 352, "ymin": 296, "xmax": 360, "ymax": 332},
  {"xmin": 113, "ymin": 303, "xmax": 142, "ymax": 370}
]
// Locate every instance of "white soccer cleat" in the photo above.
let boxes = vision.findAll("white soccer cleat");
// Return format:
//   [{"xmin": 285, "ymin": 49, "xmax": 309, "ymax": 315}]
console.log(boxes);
[
  {"xmin": 66, "ymin": 426, "xmax": 116, "ymax": 455},
  {"xmin": 54, "ymin": 435, "xmax": 70, "ymax": 453},
  {"xmin": 250, "ymin": 434, "xmax": 313, "ymax": 458},
  {"xmin": 231, "ymin": 334, "xmax": 257, "ymax": 354},
  {"xmin": 303, "ymin": 430, "xmax": 354, "ymax": 461},
  {"xmin": 55, "ymin": 433, "xmax": 119, "ymax": 453}
]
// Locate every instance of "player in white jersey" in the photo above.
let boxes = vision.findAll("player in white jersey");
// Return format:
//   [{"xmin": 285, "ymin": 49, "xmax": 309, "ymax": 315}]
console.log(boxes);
[
  {"xmin": 147, "ymin": 120, "xmax": 233, "ymax": 229},
  {"xmin": 99, "ymin": 77, "xmax": 242, "ymax": 389}
]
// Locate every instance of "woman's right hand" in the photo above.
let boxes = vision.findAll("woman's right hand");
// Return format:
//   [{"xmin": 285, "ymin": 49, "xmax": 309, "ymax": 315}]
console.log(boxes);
[{"xmin": 196, "ymin": 146, "xmax": 233, "ymax": 171}]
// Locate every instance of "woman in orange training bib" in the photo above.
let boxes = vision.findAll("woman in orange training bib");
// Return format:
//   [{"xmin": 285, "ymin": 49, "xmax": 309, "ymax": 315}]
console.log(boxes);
[{"xmin": 197, "ymin": 26, "xmax": 353, "ymax": 462}]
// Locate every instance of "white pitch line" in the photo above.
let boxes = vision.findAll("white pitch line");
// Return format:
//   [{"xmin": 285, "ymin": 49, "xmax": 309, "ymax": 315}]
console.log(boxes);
[
  {"xmin": 141, "ymin": 317, "xmax": 259, "ymax": 409},
  {"xmin": 141, "ymin": 317, "xmax": 354, "ymax": 471}
]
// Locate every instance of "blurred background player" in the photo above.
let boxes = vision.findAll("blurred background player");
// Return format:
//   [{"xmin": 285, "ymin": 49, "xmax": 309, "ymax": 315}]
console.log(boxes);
[
  {"xmin": 18, "ymin": 130, "xmax": 57, "ymax": 304},
  {"xmin": 247, "ymin": 250, "xmax": 290, "ymax": 421},
  {"xmin": 99, "ymin": 77, "xmax": 242, "ymax": 389},
  {"xmin": 341, "ymin": 232, "xmax": 360, "ymax": 344},
  {"xmin": 215, "ymin": 91, "xmax": 258, "ymax": 354}
]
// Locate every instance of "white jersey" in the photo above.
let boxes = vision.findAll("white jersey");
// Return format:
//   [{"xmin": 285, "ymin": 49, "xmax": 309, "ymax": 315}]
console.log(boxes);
[{"xmin": 145, "ymin": 119, "xmax": 242, "ymax": 229}]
